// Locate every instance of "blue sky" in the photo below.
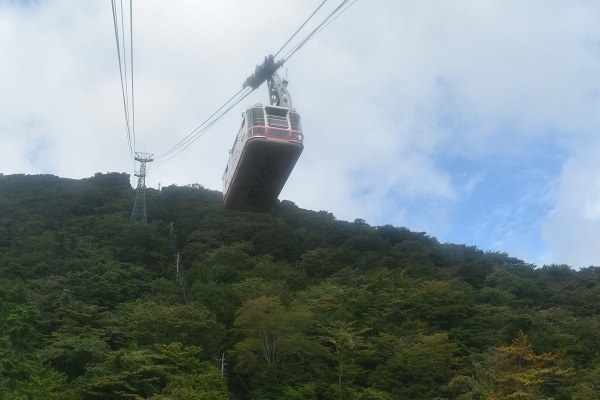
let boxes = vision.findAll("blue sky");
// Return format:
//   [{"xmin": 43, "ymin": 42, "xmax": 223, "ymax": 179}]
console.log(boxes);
[{"xmin": 1, "ymin": 0, "xmax": 599, "ymax": 268}]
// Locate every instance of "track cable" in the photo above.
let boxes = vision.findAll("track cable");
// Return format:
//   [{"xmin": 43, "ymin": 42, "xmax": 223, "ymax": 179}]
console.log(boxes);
[{"xmin": 111, "ymin": 0, "xmax": 136, "ymax": 159}]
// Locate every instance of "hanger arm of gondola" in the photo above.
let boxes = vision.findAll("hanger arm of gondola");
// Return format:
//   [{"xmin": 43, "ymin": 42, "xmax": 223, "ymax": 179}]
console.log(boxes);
[{"xmin": 267, "ymin": 71, "xmax": 292, "ymax": 108}]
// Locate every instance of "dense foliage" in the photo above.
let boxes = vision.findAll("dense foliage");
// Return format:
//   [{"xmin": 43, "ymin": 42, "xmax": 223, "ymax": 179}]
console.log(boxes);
[{"xmin": 0, "ymin": 172, "xmax": 599, "ymax": 399}]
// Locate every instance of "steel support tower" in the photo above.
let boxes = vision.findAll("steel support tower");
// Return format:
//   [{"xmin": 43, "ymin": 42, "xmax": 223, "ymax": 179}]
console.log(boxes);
[{"xmin": 130, "ymin": 152, "xmax": 154, "ymax": 223}]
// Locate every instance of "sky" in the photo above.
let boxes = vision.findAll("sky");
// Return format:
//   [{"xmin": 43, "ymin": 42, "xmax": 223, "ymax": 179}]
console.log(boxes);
[{"xmin": 1, "ymin": 0, "xmax": 599, "ymax": 269}]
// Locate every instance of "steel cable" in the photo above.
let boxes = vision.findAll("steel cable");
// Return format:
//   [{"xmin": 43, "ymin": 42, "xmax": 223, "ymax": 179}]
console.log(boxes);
[{"xmin": 111, "ymin": 0, "xmax": 135, "ymax": 159}]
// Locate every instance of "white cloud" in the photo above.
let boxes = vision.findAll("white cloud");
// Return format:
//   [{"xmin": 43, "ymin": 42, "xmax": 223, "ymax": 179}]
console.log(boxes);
[{"xmin": 542, "ymin": 143, "xmax": 600, "ymax": 268}]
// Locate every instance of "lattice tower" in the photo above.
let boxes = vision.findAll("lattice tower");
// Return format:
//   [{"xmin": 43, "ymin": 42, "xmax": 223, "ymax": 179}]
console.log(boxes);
[{"xmin": 130, "ymin": 152, "xmax": 154, "ymax": 223}]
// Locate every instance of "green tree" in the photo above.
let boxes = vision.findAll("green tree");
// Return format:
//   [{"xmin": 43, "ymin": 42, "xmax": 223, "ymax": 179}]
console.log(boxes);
[
  {"xmin": 407, "ymin": 280, "xmax": 475, "ymax": 330},
  {"xmin": 370, "ymin": 332, "xmax": 460, "ymax": 399},
  {"xmin": 232, "ymin": 296, "xmax": 312, "ymax": 370},
  {"xmin": 315, "ymin": 320, "xmax": 372, "ymax": 395},
  {"xmin": 0, "ymin": 346, "xmax": 71, "ymax": 400},
  {"xmin": 2, "ymin": 303, "xmax": 44, "ymax": 350},
  {"xmin": 79, "ymin": 348, "xmax": 168, "ymax": 399},
  {"xmin": 111, "ymin": 301, "xmax": 224, "ymax": 356},
  {"xmin": 230, "ymin": 296, "xmax": 313, "ymax": 397},
  {"xmin": 43, "ymin": 334, "xmax": 110, "ymax": 380},
  {"xmin": 79, "ymin": 343, "xmax": 222, "ymax": 399}
]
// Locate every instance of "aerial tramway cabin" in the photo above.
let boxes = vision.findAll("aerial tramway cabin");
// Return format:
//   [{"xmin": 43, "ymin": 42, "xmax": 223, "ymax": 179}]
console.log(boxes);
[{"xmin": 222, "ymin": 103, "xmax": 304, "ymax": 212}]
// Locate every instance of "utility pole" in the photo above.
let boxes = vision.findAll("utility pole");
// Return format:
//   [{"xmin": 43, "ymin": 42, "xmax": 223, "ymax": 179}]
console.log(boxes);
[
  {"xmin": 176, "ymin": 252, "xmax": 191, "ymax": 304},
  {"xmin": 170, "ymin": 223, "xmax": 191, "ymax": 304},
  {"xmin": 131, "ymin": 152, "xmax": 154, "ymax": 223}
]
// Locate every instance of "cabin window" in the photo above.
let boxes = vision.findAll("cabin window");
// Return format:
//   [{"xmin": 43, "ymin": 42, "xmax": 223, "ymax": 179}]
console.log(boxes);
[
  {"xmin": 265, "ymin": 106, "xmax": 289, "ymax": 128},
  {"xmin": 247, "ymin": 108, "xmax": 264, "ymax": 127},
  {"xmin": 289, "ymin": 112, "xmax": 301, "ymax": 131},
  {"xmin": 265, "ymin": 106, "xmax": 288, "ymax": 117},
  {"xmin": 292, "ymin": 132, "xmax": 304, "ymax": 142},
  {"xmin": 267, "ymin": 115, "xmax": 288, "ymax": 128}
]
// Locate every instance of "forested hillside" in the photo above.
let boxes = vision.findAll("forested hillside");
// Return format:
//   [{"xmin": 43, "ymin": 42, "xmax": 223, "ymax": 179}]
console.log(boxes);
[{"xmin": 1, "ymin": 172, "xmax": 599, "ymax": 399}]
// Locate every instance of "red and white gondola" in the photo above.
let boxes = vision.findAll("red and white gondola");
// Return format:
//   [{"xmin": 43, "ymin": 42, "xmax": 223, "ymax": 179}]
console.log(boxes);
[{"xmin": 222, "ymin": 104, "xmax": 303, "ymax": 212}]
